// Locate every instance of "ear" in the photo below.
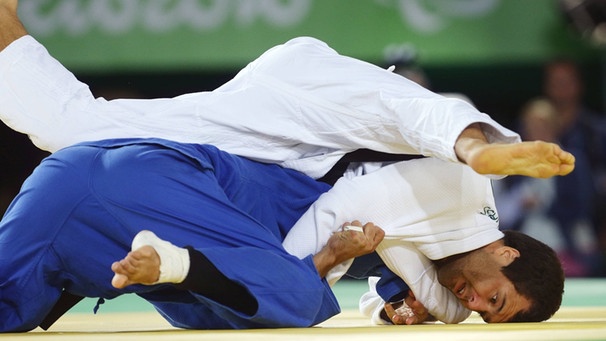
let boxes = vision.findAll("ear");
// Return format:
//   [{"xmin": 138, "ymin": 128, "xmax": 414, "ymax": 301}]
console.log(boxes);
[{"xmin": 494, "ymin": 246, "xmax": 520, "ymax": 266}]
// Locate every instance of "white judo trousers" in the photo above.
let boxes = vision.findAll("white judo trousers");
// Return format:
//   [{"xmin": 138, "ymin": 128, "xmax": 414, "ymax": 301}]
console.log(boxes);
[{"xmin": 0, "ymin": 35, "xmax": 519, "ymax": 180}]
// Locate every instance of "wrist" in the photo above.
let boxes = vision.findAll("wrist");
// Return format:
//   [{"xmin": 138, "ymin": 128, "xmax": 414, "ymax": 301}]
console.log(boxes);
[{"xmin": 312, "ymin": 247, "xmax": 337, "ymax": 278}]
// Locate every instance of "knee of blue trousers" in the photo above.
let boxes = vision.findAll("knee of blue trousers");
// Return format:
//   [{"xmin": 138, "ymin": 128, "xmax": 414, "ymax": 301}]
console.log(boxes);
[
  {"xmin": 249, "ymin": 254, "xmax": 341, "ymax": 328},
  {"xmin": 179, "ymin": 281, "xmax": 339, "ymax": 329},
  {"xmin": 187, "ymin": 254, "xmax": 341, "ymax": 329}
]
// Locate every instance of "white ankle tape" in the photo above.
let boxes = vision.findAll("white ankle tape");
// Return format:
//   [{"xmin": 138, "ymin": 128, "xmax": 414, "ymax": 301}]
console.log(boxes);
[{"xmin": 131, "ymin": 230, "xmax": 191, "ymax": 284}]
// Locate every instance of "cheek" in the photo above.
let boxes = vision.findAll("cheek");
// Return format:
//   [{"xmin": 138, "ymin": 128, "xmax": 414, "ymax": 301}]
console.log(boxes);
[{"xmin": 465, "ymin": 268, "xmax": 503, "ymax": 292}]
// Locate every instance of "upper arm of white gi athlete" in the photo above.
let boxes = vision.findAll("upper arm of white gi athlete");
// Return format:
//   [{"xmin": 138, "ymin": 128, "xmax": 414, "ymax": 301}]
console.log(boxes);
[{"xmin": 282, "ymin": 183, "xmax": 353, "ymax": 286}]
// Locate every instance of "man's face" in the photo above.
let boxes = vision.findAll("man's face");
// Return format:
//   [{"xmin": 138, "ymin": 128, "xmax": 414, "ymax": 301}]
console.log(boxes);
[{"xmin": 436, "ymin": 245, "xmax": 531, "ymax": 323}]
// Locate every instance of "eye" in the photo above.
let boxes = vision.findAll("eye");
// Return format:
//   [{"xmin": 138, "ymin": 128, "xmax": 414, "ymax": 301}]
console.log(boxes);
[{"xmin": 490, "ymin": 294, "xmax": 498, "ymax": 304}]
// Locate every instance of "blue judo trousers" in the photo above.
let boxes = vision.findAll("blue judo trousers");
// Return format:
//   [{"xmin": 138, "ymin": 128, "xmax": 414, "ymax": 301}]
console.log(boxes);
[{"xmin": 0, "ymin": 138, "xmax": 338, "ymax": 332}]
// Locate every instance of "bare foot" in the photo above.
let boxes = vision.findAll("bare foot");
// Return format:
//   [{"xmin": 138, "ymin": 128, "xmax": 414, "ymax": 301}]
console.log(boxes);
[
  {"xmin": 112, "ymin": 230, "xmax": 190, "ymax": 289},
  {"xmin": 466, "ymin": 141, "xmax": 575, "ymax": 178},
  {"xmin": 111, "ymin": 245, "xmax": 161, "ymax": 289}
]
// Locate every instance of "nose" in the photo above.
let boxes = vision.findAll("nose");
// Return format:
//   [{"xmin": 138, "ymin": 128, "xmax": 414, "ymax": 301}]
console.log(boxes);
[{"xmin": 465, "ymin": 295, "xmax": 490, "ymax": 312}]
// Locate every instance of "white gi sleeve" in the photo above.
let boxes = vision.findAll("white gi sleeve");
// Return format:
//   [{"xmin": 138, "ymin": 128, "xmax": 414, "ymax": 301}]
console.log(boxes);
[
  {"xmin": 375, "ymin": 239, "xmax": 471, "ymax": 324},
  {"xmin": 281, "ymin": 185, "xmax": 351, "ymax": 286},
  {"xmin": 284, "ymin": 202, "xmax": 470, "ymax": 324},
  {"xmin": 359, "ymin": 277, "xmax": 392, "ymax": 325},
  {"xmin": 357, "ymin": 242, "xmax": 472, "ymax": 324}
]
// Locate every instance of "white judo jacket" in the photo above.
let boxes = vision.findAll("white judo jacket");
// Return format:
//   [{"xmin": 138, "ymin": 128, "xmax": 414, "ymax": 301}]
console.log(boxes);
[{"xmin": 284, "ymin": 157, "xmax": 503, "ymax": 324}]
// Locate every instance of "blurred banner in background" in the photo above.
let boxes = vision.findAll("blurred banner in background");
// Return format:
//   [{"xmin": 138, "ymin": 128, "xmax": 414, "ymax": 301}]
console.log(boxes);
[{"xmin": 19, "ymin": 0, "xmax": 600, "ymax": 72}]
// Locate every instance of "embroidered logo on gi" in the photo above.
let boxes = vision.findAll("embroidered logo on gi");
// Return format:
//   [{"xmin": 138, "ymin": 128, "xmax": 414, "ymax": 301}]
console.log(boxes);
[{"xmin": 479, "ymin": 206, "xmax": 499, "ymax": 222}]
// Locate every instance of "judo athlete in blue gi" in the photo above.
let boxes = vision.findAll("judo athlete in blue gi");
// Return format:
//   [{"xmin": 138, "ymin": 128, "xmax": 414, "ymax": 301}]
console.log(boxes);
[{"xmin": 0, "ymin": 138, "xmax": 384, "ymax": 332}]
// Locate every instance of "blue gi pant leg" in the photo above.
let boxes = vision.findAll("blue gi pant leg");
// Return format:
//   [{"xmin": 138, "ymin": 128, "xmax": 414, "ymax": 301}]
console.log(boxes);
[{"xmin": 0, "ymin": 144, "xmax": 111, "ymax": 331}]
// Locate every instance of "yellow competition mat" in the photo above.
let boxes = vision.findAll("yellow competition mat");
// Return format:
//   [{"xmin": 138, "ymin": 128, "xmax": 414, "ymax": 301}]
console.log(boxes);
[{"xmin": 9, "ymin": 278, "xmax": 606, "ymax": 341}]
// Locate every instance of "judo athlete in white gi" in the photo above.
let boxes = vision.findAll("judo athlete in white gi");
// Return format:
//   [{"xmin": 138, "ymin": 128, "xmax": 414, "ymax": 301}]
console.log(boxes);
[
  {"xmin": 283, "ymin": 157, "xmax": 564, "ymax": 324},
  {"xmin": 0, "ymin": 2, "xmax": 570, "ymax": 181},
  {"xmin": 0, "ymin": 0, "xmax": 574, "ymax": 330}
]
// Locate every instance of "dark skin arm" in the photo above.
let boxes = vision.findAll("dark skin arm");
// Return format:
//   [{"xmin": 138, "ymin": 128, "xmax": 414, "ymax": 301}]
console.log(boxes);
[
  {"xmin": 313, "ymin": 221, "xmax": 384, "ymax": 278},
  {"xmin": 0, "ymin": 0, "xmax": 26, "ymax": 52}
]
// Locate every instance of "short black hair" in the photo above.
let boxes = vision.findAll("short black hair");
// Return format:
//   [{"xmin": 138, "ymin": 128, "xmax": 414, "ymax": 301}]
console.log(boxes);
[{"xmin": 500, "ymin": 230, "xmax": 565, "ymax": 322}]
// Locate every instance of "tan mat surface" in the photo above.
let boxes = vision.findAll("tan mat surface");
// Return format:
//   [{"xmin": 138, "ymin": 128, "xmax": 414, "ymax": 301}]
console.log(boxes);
[{"xmin": 8, "ymin": 306, "xmax": 606, "ymax": 341}]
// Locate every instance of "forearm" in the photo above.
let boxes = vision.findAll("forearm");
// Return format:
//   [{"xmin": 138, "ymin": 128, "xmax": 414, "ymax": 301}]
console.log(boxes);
[{"xmin": 0, "ymin": 1, "xmax": 26, "ymax": 52}]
